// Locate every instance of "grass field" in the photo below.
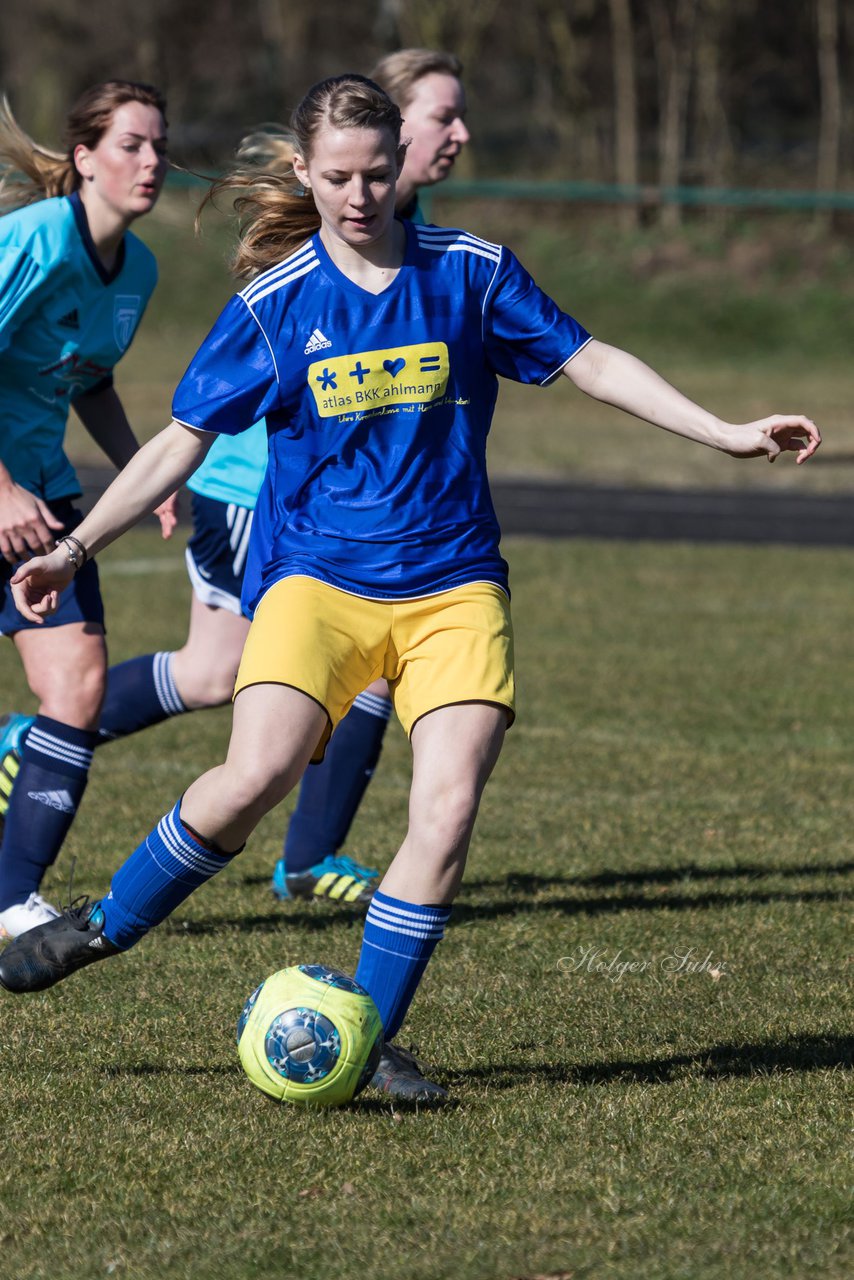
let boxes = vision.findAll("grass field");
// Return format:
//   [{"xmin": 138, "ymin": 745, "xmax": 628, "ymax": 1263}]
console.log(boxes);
[{"xmin": 1, "ymin": 529, "xmax": 851, "ymax": 1280}]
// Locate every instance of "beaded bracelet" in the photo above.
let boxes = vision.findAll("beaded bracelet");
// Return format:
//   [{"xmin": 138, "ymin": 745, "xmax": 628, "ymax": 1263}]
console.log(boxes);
[{"xmin": 56, "ymin": 534, "xmax": 88, "ymax": 570}]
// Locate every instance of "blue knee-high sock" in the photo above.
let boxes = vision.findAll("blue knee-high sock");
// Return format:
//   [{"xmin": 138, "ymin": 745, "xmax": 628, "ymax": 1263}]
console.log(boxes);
[
  {"xmin": 100, "ymin": 801, "xmax": 240, "ymax": 949},
  {"xmin": 284, "ymin": 690, "xmax": 392, "ymax": 872},
  {"xmin": 354, "ymin": 890, "xmax": 451, "ymax": 1039},
  {"xmin": 0, "ymin": 716, "xmax": 96, "ymax": 908},
  {"xmin": 97, "ymin": 652, "xmax": 187, "ymax": 743}
]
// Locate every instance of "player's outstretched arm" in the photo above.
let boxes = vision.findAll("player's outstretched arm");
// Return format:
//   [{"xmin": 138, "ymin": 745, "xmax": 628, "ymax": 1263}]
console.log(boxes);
[
  {"xmin": 564, "ymin": 340, "xmax": 821, "ymax": 463},
  {"xmin": 10, "ymin": 420, "xmax": 214, "ymax": 623}
]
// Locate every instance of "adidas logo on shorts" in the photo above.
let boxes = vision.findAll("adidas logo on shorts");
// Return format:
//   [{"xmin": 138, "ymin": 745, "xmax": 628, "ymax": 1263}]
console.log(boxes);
[{"xmin": 304, "ymin": 328, "xmax": 332, "ymax": 354}]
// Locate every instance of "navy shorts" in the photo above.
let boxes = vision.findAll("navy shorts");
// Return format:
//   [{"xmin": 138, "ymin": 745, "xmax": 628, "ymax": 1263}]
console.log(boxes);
[
  {"xmin": 0, "ymin": 498, "xmax": 104, "ymax": 636},
  {"xmin": 184, "ymin": 492, "xmax": 254, "ymax": 616}
]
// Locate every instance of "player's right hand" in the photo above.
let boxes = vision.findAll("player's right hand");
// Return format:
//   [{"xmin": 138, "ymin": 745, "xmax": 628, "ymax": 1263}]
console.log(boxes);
[
  {"xmin": 10, "ymin": 549, "xmax": 76, "ymax": 623},
  {"xmin": 154, "ymin": 490, "xmax": 180, "ymax": 540},
  {"xmin": 0, "ymin": 483, "xmax": 65, "ymax": 563}
]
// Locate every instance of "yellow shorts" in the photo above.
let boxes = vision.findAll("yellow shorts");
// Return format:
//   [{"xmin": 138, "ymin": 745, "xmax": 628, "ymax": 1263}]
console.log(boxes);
[{"xmin": 234, "ymin": 576, "xmax": 515, "ymax": 760}]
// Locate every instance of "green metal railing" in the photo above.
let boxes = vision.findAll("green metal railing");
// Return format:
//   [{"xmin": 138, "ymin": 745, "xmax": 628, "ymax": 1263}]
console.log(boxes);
[
  {"xmin": 165, "ymin": 169, "xmax": 854, "ymax": 215},
  {"xmin": 418, "ymin": 178, "xmax": 854, "ymax": 219}
]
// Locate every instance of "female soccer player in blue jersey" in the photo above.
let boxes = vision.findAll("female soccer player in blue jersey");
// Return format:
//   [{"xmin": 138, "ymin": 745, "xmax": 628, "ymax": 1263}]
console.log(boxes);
[
  {"xmin": 44, "ymin": 50, "xmax": 472, "ymax": 910},
  {"xmin": 0, "ymin": 82, "xmax": 171, "ymax": 939},
  {"xmin": 0, "ymin": 74, "xmax": 820, "ymax": 1102}
]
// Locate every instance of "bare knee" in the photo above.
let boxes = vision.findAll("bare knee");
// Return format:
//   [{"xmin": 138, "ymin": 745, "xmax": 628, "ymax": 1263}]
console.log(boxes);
[
  {"xmin": 172, "ymin": 647, "xmax": 239, "ymax": 708},
  {"xmin": 171, "ymin": 607, "xmax": 248, "ymax": 709},
  {"xmin": 409, "ymin": 780, "xmax": 481, "ymax": 859},
  {"xmin": 219, "ymin": 755, "xmax": 305, "ymax": 823},
  {"xmin": 382, "ymin": 782, "xmax": 480, "ymax": 904},
  {"xmin": 21, "ymin": 635, "xmax": 106, "ymax": 728},
  {"xmin": 39, "ymin": 670, "xmax": 104, "ymax": 726},
  {"xmin": 181, "ymin": 685, "xmax": 327, "ymax": 850}
]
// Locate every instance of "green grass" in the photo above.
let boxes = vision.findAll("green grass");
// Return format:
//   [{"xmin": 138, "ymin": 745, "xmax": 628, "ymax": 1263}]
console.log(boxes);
[
  {"xmin": 64, "ymin": 196, "xmax": 854, "ymax": 492},
  {"xmin": 0, "ymin": 531, "xmax": 850, "ymax": 1279}
]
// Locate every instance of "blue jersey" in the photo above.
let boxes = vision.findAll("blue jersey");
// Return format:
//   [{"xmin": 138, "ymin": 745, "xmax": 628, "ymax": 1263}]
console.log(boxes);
[
  {"xmin": 185, "ymin": 204, "xmax": 426, "ymax": 513},
  {"xmin": 0, "ymin": 192, "xmax": 157, "ymax": 501},
  {"xmin": 173, "ymin": 221, "xmax": 591, "ymax": 611},
  {"xmin": 186, "ymin": 416, "xmax": 268, "ymax": 508}
]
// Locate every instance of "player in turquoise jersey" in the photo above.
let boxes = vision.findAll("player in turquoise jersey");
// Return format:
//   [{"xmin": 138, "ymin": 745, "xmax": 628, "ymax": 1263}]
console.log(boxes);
[
  {"xmin": 0, "ymin": 76, "xmax": 819, "ymax": 1104},
  {"xmin": 0, "ymin": 82, "xmax": 171, "ymax": 940},
  {"xmin": 2, "ymin": 51, "xmax": 471, "ymax": 913},
  {"xmin": 373, "ymin": 47, "xmax": 469, "ymax": 223}
]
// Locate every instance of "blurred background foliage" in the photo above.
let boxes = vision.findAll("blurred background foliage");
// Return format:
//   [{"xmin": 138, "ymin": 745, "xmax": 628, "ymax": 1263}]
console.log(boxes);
[
  {"xmin": 7, "ymin": 0, "xmax": 852, "ymax": 481},
  {"xmin": 2, "ymin": 0, "xmax": 852, "ymax": 205}
]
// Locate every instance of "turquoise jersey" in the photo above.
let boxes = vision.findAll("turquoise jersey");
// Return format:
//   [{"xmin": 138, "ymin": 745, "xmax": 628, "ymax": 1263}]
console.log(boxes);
[
  {"xmin": 186, "ymin": 416, "xmax": 268, "ymax": 508},
  {"xmin": 0, "ymin": 192, "xmax": 156, "ymax": 500}
]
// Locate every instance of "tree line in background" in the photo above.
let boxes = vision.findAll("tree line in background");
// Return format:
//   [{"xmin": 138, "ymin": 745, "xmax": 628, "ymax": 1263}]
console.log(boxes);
[{"xmin": 2, "ymin": 0, "xmax": 851, "ymax": 222}]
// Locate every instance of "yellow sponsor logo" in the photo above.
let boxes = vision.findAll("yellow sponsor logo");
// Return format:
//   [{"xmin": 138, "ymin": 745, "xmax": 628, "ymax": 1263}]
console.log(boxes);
[{"xmin": 308, "ymin": 342, "xmax": 449, "ymax": 418}]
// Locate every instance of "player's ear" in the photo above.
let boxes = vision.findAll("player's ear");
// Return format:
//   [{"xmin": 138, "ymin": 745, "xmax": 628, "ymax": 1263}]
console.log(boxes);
[
  {"xmin": 291, "ymin": 152, "xmax": 310, "ymax": 190},
  {"xmin": 74, "ymin": 144, "xmax": 94, "ymax": 181}
]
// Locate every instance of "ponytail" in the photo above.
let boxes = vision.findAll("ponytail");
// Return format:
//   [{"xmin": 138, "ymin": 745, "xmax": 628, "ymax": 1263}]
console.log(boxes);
[{"xmin": 0, "ymin": 96, "xmax": 74, "ymax": 210}]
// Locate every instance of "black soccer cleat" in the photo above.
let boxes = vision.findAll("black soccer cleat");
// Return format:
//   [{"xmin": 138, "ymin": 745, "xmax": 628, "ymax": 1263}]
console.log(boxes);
[
  {"xmin": 271, "ymin": 854, "xmax": 378, "ymax": 907},
  {"xmin": 0, "ymin": 898, "xmax": 120, "ymax": 993},
  {"xmin": 369, "ymin": 1042, "xmax": 449, "ymax": 1104}
]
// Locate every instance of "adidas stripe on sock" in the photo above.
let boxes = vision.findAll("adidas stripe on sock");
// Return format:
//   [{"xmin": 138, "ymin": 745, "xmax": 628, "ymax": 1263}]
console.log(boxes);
[
  {"xmin": 351, "ymin": 690, "xmax": 393, "ymax": 722},
  {"xmin": 0, "ymin": 716, "xmax": 96, "ymax": 909},
  {"xmin": 98, "ymin": 652, "xmax": 187, "ymax": 742},
  {"xmin": 355, "ymin": 890, "xmax": 451, "ymax": 1039},
  {"xmin": 100, "ymin": 801, "xmax": 238, "ymax": 948}
]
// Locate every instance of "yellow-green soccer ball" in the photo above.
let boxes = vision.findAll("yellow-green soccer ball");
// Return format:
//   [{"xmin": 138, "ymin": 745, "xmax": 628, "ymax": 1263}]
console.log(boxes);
[{"xmin": 236, "ymin": 964, "xmax": 384, "ymax": 1106}]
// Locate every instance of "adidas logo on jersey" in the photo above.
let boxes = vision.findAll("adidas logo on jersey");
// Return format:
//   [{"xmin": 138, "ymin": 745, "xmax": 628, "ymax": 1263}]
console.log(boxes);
[
  {"xmin": 27, "ymin": 788, "xmax": 76, "ymax": 814},
  {"xmin": 304, "ymin": 328, "xmax": 332, "ymax": 354},
  {"xmin": 57, "ymin": 308, "xmax": 80, "ymax": 330}
]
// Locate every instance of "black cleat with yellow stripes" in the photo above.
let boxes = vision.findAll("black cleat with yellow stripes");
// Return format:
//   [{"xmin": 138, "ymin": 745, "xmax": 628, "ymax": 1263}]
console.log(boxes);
[
  {"xmin": 0, "ymin": 713, "xmax": 33, "ymax": 840},
  {"xmin": 272, "ymin": 854, "xmax": 378, "ymax": 906}
]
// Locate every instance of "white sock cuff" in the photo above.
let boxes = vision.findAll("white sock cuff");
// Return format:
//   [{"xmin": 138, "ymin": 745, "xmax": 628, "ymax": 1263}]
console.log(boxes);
[
  {"xmin": 352, "ymin": 690, "xmax": 392, "ymax": 721},
  {"xmin": 153, "ymin": 652, "xmax": 186, "ymax": 716}
]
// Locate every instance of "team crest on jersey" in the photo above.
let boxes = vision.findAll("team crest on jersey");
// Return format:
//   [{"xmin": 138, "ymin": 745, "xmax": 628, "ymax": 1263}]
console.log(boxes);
[
  {"xmin": 308, "ymin": 342, "xmax": 450, "ymax": 418},
  {"xmin": 113, "ymin": 295, "xmax": 141, "ymax": 350}
]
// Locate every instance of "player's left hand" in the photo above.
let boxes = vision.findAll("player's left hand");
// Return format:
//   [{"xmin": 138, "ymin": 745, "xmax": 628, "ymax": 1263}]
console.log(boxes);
[
  {"xmin": 725, "ymin": 415, "xmax": 821, "ymax": 464},
  {"xmin": 154, "ymin": 491, "xmax": 179, "ymax": 539},
  {"xmin": 9, "ymin": 548, "xmax": 76, "ymax": 623}
]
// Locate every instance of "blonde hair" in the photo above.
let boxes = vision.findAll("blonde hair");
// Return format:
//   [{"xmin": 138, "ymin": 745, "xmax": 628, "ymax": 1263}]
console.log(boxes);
[
  {"xmin": 370, "ymin": 48, "xmax": 463, "ymax": 111},
  {"xmin": 199, "ymin": 74, "xmax": 403, "ymax": 280},
  {"xmin": 235, "ymin": 128, "xmax": 295, "ymax": 173},
  {"xmin": 0, "ymin": 81, "xmax": 167, "ymax": 213}
]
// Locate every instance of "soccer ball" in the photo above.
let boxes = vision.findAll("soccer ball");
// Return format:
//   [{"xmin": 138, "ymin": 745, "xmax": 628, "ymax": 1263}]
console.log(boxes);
[{"xmin": 236, "ymin": 963, "xmax": 383, "ymax": 1106}]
